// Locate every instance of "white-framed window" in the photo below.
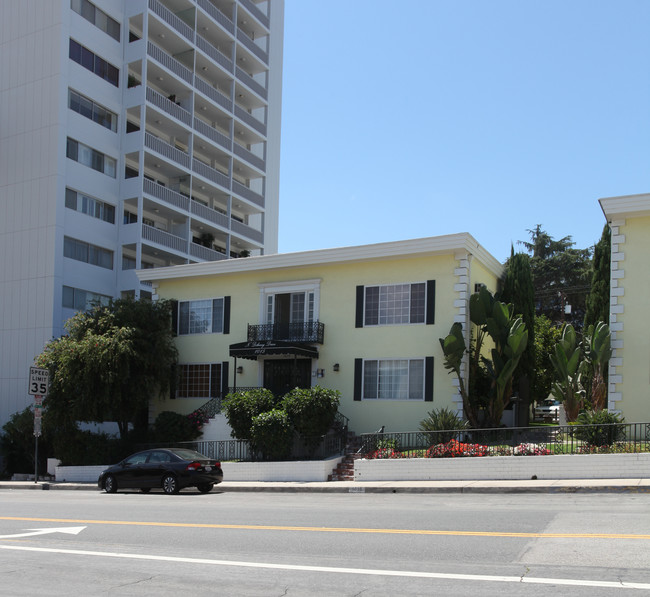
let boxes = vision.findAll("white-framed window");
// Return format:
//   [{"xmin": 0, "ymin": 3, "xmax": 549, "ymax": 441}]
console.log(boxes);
[
  {"xmin": 178, "ymin": 298, "xmax": 224, "ymax": 335},
  {"xmin": 71, "ymin": 0, "xmax": 120, "ymax": 41},
  {"xmin": 66, "ymin": 137, "xmax": 117, "ymax": 178},
  {"xmin": 68, "ymin": 89, "xmax": 117, "ymax": 132},
  {"xmin": 63, "ymin": 236, "xmax": 113, "ymax": 269},
  {"xmin": 62, "ymin": 286, "xmax": 111, "ymax": 311},
  {"xmin": 260, "ymin": 280, "xmax": 321, "ymax": 325},
  {"xmin": 362, "ymin": 358, "xmax": 425, "ymax": 400},
  {"xmin": 177, "ymin": 363, "xmax": 221, "ymax": 398},
  {"xmin": 65, "ymin": 188, "xmax": 115, "ymax": 223},
  {"xmin": 364, "ymin": 283, "xmax": 426, "ymax": 326}
]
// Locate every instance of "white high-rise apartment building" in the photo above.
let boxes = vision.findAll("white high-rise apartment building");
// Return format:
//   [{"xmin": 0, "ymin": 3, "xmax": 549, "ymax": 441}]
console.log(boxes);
[{"xmin": 0, "ymin": 0, "xmax": 284, "ymax": 425}]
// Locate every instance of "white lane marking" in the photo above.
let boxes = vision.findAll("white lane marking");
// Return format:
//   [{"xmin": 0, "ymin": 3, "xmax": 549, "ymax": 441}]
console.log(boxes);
[
  {"xmin": 0, "ymin": 526, "xmax": 86, "ymax": 540},
  {"xmin": 0, "ymin": 544, "xmax": 648, "ymax": 590}
]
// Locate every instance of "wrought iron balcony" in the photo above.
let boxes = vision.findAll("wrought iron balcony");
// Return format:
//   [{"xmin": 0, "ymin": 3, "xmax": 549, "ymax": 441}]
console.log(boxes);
[{"xmin": 247, "ymin": 321, "xmax": 325, "ymax": 344}]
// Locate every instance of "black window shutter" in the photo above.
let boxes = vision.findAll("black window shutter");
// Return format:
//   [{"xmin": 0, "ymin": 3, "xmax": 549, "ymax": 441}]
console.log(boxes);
[
  {"xmin": 170, "ymin": 300, "xmax": 178, "ymax": 335},
  {"xmin": 424, "ymin": 356, "xmax": 434, "ymax": 402},
  {"xmin": 355, "ymin": 286, "xmax": 364, "ymax": 328},
  {"xmin": 221, "ymin": 361, "xmax": 229, "ymax": 396},
  {"xmin": 223, "ymin": 296, "xmax": 231, "ymax": 334},
  {"xmin": 353, "ymin": 358, "xmax": 363, "ymax": 401},
  {"xmin": 426, "ymin": 280, "xmax": 436, "ymax": 325}
]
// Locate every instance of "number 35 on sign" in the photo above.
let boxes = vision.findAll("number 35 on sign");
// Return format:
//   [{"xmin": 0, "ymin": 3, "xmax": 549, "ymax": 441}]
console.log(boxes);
[{"xmin": 29, "ymin": 367, "xmax": 49, "ymax": 396}]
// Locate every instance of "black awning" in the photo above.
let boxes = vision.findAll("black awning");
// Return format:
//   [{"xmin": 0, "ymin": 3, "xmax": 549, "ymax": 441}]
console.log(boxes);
[{"xmin": 229, "ymin": 340, "xmax": 319, "ymax": 360}]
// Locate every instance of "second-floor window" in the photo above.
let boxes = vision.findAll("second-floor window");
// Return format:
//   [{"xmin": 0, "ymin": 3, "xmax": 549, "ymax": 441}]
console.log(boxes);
[
  {"xmin": 178, "ymin": 298, "xmax": 226, "ymax": 335},
  {"xmin": 356, "ymin": 281, "xmax": 436, "ymax": 327}
]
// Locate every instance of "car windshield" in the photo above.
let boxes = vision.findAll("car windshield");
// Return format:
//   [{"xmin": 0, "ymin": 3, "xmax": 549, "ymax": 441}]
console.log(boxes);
[{"xmin": 168, "ymin": 448, "xmax": 209, "ymax": 461}]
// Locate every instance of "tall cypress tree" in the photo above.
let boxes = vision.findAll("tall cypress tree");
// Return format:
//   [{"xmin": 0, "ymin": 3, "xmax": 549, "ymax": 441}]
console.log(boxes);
[
  {"xmin": 501, "ymin": 249, "xmax": 535, "ymax": 425},
  {"xmin": 584, "ymin": 224, "xmax": 611, "ymax": 328}
]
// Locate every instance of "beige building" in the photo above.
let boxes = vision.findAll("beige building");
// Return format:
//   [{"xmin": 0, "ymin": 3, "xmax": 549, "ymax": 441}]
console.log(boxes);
[
  {"xmin": 599, "ymin": 193, "xmax": 650, "ymax": 422},
  {"xmin": 138, "ymin": 233, "xmax": 503, "ymax": 434}
]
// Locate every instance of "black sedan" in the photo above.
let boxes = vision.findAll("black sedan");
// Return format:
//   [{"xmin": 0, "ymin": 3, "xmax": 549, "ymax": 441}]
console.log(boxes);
[{"xmin": 98, "ymin": 448, "xmax": 223, "ymax": 494}]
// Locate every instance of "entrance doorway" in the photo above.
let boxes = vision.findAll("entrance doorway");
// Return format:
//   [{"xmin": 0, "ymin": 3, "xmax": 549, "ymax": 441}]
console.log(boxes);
[{"xmin": 264, "ymin": 359, "xmax": 311, "ymax": 397}]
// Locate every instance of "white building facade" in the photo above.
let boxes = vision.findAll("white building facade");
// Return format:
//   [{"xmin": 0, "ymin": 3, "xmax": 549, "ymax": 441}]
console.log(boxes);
[{"xmin": 0, "ymin": 0, "xmax": 284, "ymax": 425}]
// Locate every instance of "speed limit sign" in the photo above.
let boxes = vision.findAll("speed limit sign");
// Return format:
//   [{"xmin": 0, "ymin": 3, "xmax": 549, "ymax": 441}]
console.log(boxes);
[{"xmin": 29, "ymin": 367, "xmax": 49, "ymax": 396}]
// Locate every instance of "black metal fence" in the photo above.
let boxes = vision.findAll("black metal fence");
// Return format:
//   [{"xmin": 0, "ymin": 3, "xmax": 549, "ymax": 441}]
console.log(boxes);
[
  {"xmin": 358, "ymin": 423, "xmax": 650, "ymax": 458},
  {"xmin": 247, "ymin": 321, "xmax": 325, "ymax": 343},
  {"xmin": 143, "ymin": 429, "xmax": 347, "ymax": 462}
]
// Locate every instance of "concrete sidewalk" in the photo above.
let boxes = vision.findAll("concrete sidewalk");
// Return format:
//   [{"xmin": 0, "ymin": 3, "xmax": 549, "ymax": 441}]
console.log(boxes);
[{"xmin": 1, "ymin": 478, "xmax": 649, "ymax": 494}]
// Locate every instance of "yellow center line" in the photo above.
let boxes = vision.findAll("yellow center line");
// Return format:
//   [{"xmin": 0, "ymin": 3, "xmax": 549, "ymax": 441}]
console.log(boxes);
[{"xmin": 1, "ymin": 516, "xmax": 649, "ymax": 540}]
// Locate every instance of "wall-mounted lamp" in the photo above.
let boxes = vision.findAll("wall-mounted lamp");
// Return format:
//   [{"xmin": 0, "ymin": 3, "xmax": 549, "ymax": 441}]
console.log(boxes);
[
  {"xmin": 316, "ymin": 369, "xmax": 325, "ymax": 378},
  {"xmin": 236, "ymin": 366, "xmax": 243, "ymax": 374},
  {"xmin": 333, "ymin": 363, "xmax": 340, "ymax": 372}
]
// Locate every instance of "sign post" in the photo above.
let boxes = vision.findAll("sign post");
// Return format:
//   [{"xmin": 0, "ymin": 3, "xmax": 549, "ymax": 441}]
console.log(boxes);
[{"xmin": 28, "ymin": 367, "xmax": 49, "ymax": 483}]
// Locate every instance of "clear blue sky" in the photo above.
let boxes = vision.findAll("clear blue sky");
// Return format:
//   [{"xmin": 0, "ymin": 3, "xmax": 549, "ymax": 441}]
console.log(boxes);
[{"xmin": 277, "ymin": 0, "xmax": 649, "ymax": 263}]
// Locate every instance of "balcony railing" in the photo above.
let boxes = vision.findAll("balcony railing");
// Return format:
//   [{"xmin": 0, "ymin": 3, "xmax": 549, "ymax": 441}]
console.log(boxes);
[
  {"xmin": 190, "ymin": 241, "xmax": 228, "ymax": 261},
  {"xmin": 190, "ymin": 200, "xmax": 229, "ymax": 229},
  {"xmin": 194, "ymin": 117, "xmax": 232, "ymax": 151},
  {"xmin": 149, "ymin": 0, "xmax": 194, "ymax": 42},
  {"xmin": 233, "ymin": 142, "xmax": 265, "ymax": 171},
  {"xmin": 197, "ymin": 0, "xmax": 235, "ymax": 34},
  {"xmin": 235, "ymin": 66, "xmax": 267, "ymax": 100},
  {"xmin": 192, "ymin": 158, "xmax": 231, "ymax": 189},
  {"xmin": 147, "ymin": 42, "xmax": 193, "ymax": 84},
  {"xmin": 247, "ymin": 321, "xmax": 325, "ymax": 344},
  {"xmin": 142, "ymin": 224, "xmax": 187, "ymax": 253},
  {"xmin": 144, "ymin": 178, "xmax": 190, "ymax": 211},
  {"xmin": 232, "ymin": 180, "xmax": 263, "ymax": 207},
  {"xmin": 234, "ymin": 105, "xmax": 266, "ymax": 135},
  {"xmin": 236, "ymin": 28, "xmax": 269, "ymax": 65},
  {"xmin": 239, "ymin": 0, "xmax": 270, "ymax": 29},
  {"xmin": 195, "ymin": 76, "xmax": 233, "ymax": 111},
  {"xmin": 145, "ymin": 132, "xmax": 191, "ymax": 168},
  {"xmin": 231, "ymin": 218, "xmax": 263, "ymax": 243},
  {"xmin": 146, "ymin": 86, "xmax": 192, "ymax": 125},
  {"xmin": 196, "ymin": 34, "xmax": 234, "ymax": 73}
]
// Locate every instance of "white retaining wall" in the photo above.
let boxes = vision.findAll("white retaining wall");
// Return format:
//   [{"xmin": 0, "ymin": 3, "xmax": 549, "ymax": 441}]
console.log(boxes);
[{"xmin": 355, "ymin": 453, "xmax": 650, "ymax": 481}]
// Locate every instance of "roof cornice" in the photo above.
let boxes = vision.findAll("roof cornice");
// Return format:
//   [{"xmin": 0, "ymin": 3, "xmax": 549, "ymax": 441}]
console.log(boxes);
[
  {"xmin": 599, "ymin": 192, "xmax": 650, "ymax": 220},
  {"xmin": 137, "ymin": 233, "xmax": 504, "ymax": 282}
]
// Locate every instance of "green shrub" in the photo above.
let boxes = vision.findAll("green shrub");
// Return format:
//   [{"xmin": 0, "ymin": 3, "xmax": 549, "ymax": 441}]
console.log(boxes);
[
  {"xmin": 575, "ymin": 410, "xmax": 625, "ymax": 447},
  {"xmin": 250, "ymin": 409, "xmax": 293, "ymax": 461},
  {"xmin": 1, "ymin": 408, "xmax": 51, "ymax": 477},
  {"xmin": 419, "ymin": 407, "xmax": 468, "ymax": 443},
  {"xmin": 282, "ymin": 386, "xmax": 340, "ymax": 454},
  {"xmin": 151, "ymin": 411, "xmax": 201, "ymax": 443},
  {"xmin": 222, "ymin": 389, "xmax": 277, "ymax": 440}
]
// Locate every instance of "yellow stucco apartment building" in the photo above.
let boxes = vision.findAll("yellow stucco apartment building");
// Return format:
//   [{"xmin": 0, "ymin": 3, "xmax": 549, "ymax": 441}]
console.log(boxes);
[
  {"xmin": 138, "ymin": 233, "xmax": 503, "ymax": 434},
  {"xmin": 600, "ymin": 193, "xmax": 650, "ymax": 422}
]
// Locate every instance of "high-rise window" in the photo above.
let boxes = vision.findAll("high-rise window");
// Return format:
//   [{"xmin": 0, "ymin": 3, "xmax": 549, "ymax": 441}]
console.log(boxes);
[
  {"xmin": 66, "ymin": 138, "xmax": 117, "ymax": 178},
  {"xmin": 69, "ymin": 39, "xmax": 119, "ymax": 87},
  {"xmin": 68, "ymin": 89, "xmax": 117, "ymax": 132},
  {"xmin": 62, "ymin": 286, "xmax": 111, "ymax": 311},
  {"xmin": 65, "ymin": 188, "xmax": 115, "ymax": 223},
  {"xmin": 70, "ymin": 0, "xmax": 120, "ymax": 41},
  {"xmin": 64, "ymin": 236, "xmax": 113, "ymax": 270}
]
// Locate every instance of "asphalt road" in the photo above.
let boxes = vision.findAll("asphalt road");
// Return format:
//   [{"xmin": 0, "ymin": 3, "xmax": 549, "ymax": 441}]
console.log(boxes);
[{"xmin": 1, "ymin": 489, "xmax": 649, "ymax": 596}]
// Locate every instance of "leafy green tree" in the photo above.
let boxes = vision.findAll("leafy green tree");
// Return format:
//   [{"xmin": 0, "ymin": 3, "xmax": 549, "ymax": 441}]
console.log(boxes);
[
  {"xmin": 549, "ymin": 325, "xmax": 585, "ymax": 421},
  {"xmin": 0, "ymin": 408, "xmax": 51, "ymax": 477},
  {"xmin": 282, "ymin": 386, "xmax": 340, "ymax": 454},
  {"xmin": 584, "ymin": 224, "xmax": 611, "ymax": 329},
  {"xmin": 582, "ymin": 322, "xmax": 612, "ymax": 411},
  {"xmin": 222, "ymin": 388, "xmax": 277, "ymax": 440},
  {"xmin": 440, "ymin": 288, "xmax": 528, "ymax": 428},
  {"xmin": 35, "ymin": 298, "xmax": 178, "ymax": 440},
  {"xmin": 501, "ymin": 250, "xmax": 535, "ymax": 424},
  {"xmin": 532, "ymin": 315, "xmax": 561, "ymax": 405},
  {"xmin": 151, "ymin": 411, "xmax": 202, "ymax": 444},
  {"xmin": 519, "ymin": 225, "xmax": 592, "ymax": 330}
]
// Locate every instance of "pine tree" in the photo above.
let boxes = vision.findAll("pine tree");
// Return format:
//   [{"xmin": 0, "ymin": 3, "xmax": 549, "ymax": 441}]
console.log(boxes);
[{"xmin": 584, "ymin": 224, "xmax": 611, "ymax": 328}]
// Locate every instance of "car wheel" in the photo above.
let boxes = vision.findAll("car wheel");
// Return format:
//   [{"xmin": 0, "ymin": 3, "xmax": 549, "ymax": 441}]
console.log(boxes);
[
  {"xmin": 104, "ymin": 475, "xmax": 117, "ymax": 494},
  {"xmin": 140, "ymin": 488, "xmax": 151, "ymax": 493},
  {"xmin": 162, "ymin": 474, "xmax": 179, "ymax": 495},
  {"xmin": 197, "ymin": 483, "xmax": 213, "ymax": 494}
]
